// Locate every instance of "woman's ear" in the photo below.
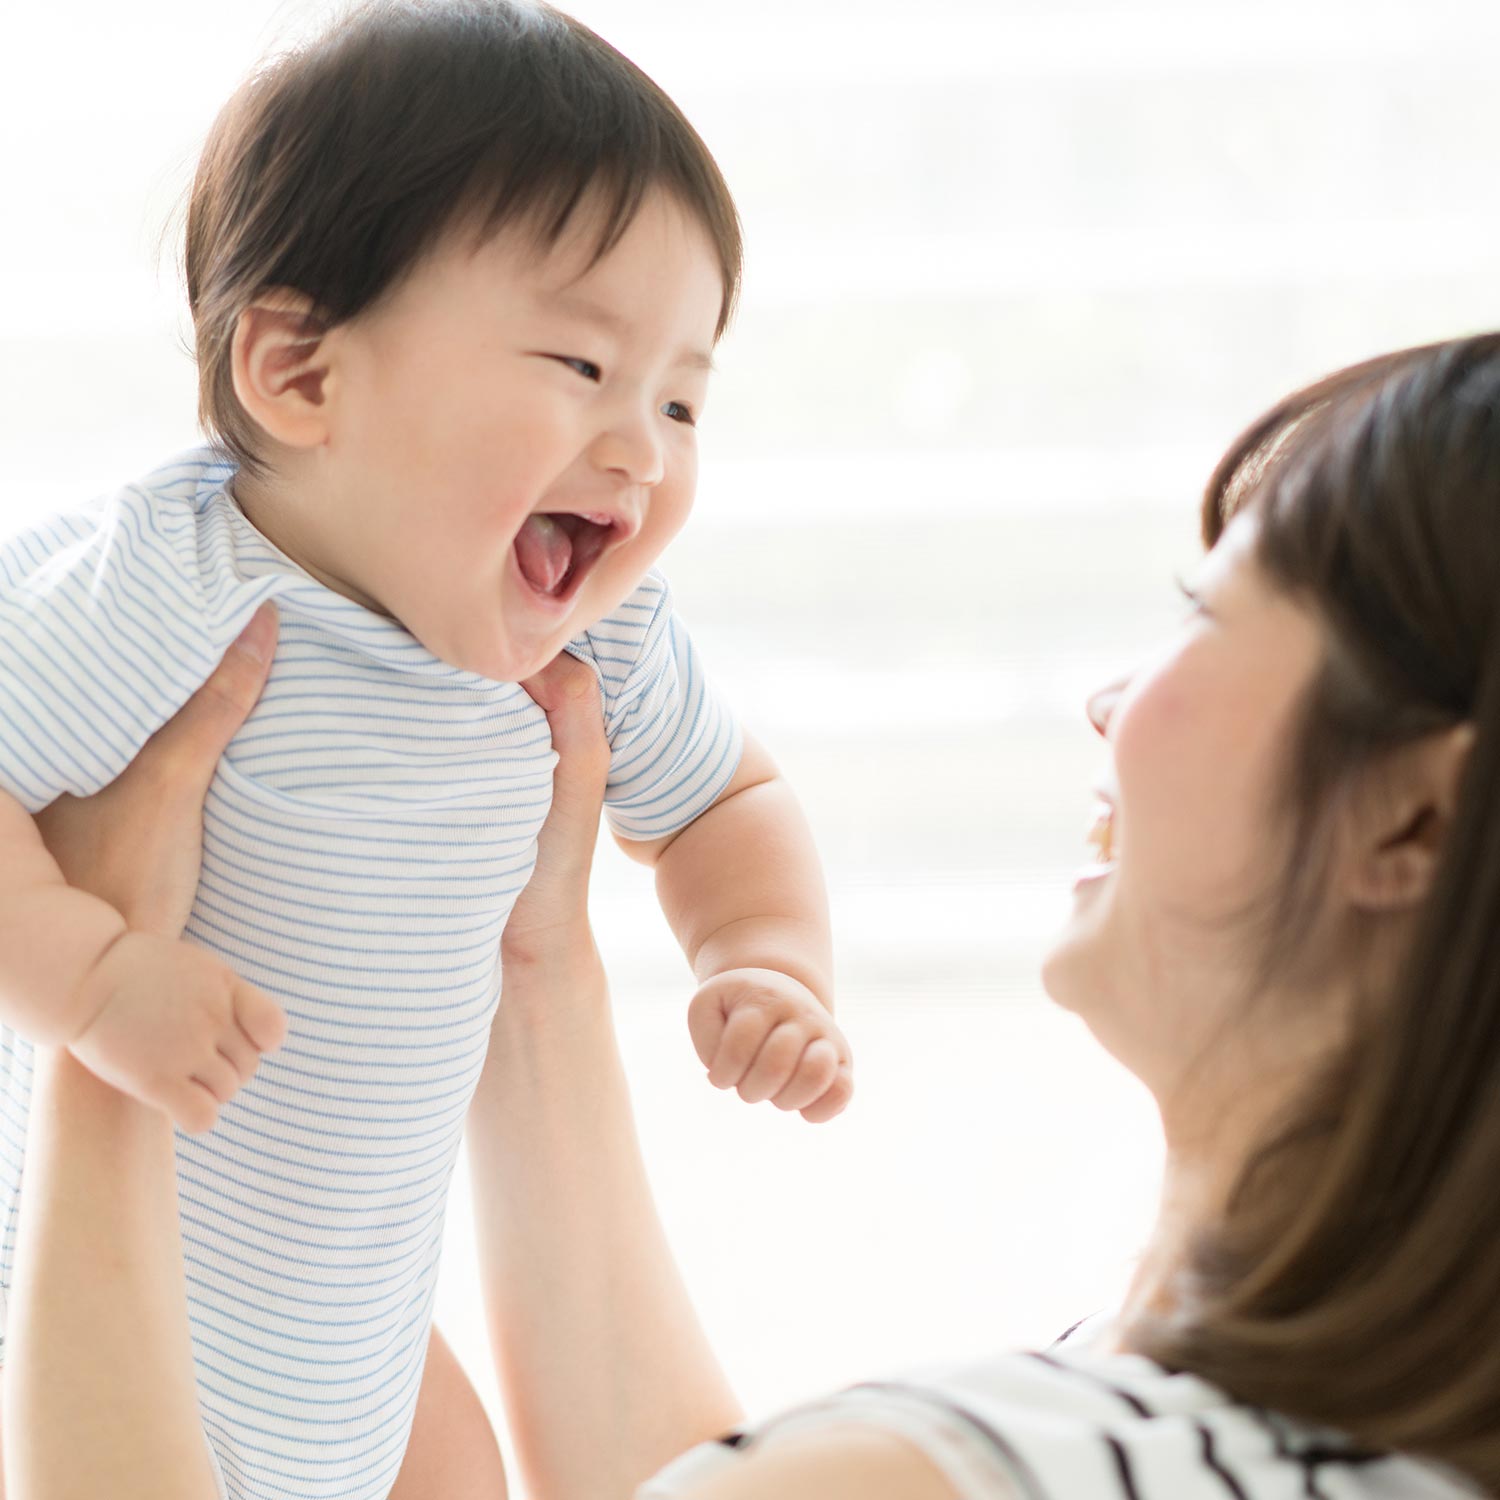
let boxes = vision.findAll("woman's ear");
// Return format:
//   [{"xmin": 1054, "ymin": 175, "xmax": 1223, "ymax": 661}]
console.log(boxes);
[
  {"xmin": 229, "ymin": 289, "xmax": 337, "ymax": 451},
  {"xmin": 1345, "ymin": 721, "xmax": 1476, "ymax": 911}
]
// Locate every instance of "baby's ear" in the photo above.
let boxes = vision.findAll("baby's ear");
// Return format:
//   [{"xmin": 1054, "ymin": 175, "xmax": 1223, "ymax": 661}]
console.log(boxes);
[
  {"xmin": 1344, "ymin": 721, "xmax": 1476, "ymax": 911},
  {"xmin": 230, "ymin": 289, "xmax": 334, "ymax": 451}
]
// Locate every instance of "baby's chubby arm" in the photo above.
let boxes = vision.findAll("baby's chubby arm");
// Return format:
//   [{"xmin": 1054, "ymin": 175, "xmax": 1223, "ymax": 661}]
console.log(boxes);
[
  {"xmin": 616, "ymin": 733, "xmax": 852, "ymax": 1122},
  {"xmin": 0, "ymin": 790, "xmax": 141, "ymax": 1041},
  {"xmin": 0, "ymin": 798, "xmax": 281, "ymax": 1134},
  {"xmin": 0, "ymin": 609, "xmax": 287, "ymax": 1133}
]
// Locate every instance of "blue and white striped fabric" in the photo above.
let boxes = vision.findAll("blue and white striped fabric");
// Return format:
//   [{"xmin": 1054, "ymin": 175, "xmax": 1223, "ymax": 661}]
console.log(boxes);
[{"xmin": 0, "ymin": 448, "xmax": 742, "ymax": 1500}]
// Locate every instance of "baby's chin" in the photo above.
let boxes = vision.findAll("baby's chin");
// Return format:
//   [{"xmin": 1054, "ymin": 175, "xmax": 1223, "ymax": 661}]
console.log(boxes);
[
  {"xmin": 449, "ymin": 637, "xmax": 563, "ymax": 683},
  {"xmin": 419, "ymin": 572, "xmax": 643, "ymax": 681},
  {"xmin": 396, "ymin": 610, "xmax": 558, "ymax": 683}
]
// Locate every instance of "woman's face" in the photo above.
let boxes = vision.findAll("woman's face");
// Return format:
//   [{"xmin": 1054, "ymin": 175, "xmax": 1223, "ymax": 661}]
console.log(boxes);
[{"xmin": 1041, "ymin": 517, "xmax": 1330, "ymax": 1108}]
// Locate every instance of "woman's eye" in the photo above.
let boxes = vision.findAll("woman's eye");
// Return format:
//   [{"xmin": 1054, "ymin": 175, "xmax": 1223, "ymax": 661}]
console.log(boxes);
[
  {"xmin": 1173, "ymin": 573, "xmax": 1207, "ymax": 617},
  {"xmin": 662, "ymin": 400, "xmax": 697, "ymax": 426},
  {"xmin": 553, "ymin": 356, "xmax": 602, "ymax": 381}
]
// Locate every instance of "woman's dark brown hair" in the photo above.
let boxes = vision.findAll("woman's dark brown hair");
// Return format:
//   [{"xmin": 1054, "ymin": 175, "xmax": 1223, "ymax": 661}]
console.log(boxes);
[
  {"xmin": 185, "ymin": 0, "xmax": 742, "ymax": 476},
  {"xmin": 1133, "ymin": 334, "xmax": 1500, "ymax": 1491}
]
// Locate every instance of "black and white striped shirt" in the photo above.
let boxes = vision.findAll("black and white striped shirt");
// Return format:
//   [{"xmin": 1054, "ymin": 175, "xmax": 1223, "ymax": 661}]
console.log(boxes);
[{"xmin": 641, "ymin": 1317, "xmax": 1481, "ymax": 1499}]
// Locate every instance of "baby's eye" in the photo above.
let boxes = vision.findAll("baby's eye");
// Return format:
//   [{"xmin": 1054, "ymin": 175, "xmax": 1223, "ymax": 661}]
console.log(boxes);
[
  {"xmin": 551, "ymin": 356, "xmax": 602, "ymax": 381},
  {"xmin": 662, "ymin": 400, "xmax": 697, "ymax": 426}
]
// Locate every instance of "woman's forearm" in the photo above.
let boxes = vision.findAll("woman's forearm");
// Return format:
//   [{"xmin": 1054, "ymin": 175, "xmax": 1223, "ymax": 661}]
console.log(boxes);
[
  {"xmin": 4, "ymin": 1048, "xmax": 217, "ymax": 1500},
  {"xmin": 467, "ymin": 938, "xmax": 742, "ymax": 1500}
]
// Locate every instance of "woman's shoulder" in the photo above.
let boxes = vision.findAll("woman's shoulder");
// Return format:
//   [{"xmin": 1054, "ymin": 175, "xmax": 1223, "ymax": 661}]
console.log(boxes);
[
  {"xmin": 642, "ymin": 1317, "xmax": 1483, "ymax": 1500},
  {"xmin": 857, "ymin": 1318, "xmax": 1482, "ymax": 1500}
]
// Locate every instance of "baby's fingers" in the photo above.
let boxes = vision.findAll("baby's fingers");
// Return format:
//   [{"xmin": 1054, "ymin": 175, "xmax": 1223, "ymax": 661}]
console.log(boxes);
[
  {"xmin": 191, "ymin": 1050, "xmax": 244, "ymax": 1109},
  {"xmin": 167, "ymin": 1080, "xmax": 222, "ymax": 1136},
  {"xmin": 736, "ymin": 1020, "xmax": 809, "ymax": 1104},
  {"xmin": 704, "ymin": 1005, "xmax": 772, "ymax": 1091},
  {"xmin": 235, "ymin": 981, "xmax": 288, "ymax": 1055},
  {"xmin": 798, "ymin": 1056, "xmax": 854, "ymax": 1124},
  {"xmin": 213, "ymin": 1022, "xmax": 264, "ymax": 1091},
  {"xmin": 770, "ymin": 1037, "xmax": 843, "ymax": 1114},
  {"xmin": 686, "ymin": 989, "xmax": 728, "ymax": 1072}
]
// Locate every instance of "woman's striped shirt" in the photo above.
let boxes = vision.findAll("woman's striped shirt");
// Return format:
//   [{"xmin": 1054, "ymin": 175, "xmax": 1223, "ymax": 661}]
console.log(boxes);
[
  {"xmin": 641, "ymin": 1315, "xmax": 1482, "ymax": 1500},
  {"xmin": 0, "ymin": 448, "xmax": 742, "ymax": 1500}
]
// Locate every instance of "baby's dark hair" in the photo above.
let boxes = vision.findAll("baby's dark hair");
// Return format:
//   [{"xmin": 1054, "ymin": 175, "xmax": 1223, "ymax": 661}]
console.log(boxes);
[{"xmin": 185, "ymin": 0, "xmax": 742, "ymax": 476}]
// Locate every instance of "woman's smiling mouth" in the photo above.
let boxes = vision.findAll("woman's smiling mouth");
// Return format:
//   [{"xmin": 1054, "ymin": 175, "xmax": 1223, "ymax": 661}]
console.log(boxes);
[
  {"xmin": 1074, "ymin": 794, "xmax": 1118, "ymax": 890},
  {"xmin": 1087, "ymin": 802, "xmax": 1116, "ymax": 865}
]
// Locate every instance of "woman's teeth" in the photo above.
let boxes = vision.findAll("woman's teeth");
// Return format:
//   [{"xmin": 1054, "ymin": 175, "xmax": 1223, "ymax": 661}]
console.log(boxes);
[{"xmin": 1086, "ymin": 805, "xmax": 1115, "ymax": 864}]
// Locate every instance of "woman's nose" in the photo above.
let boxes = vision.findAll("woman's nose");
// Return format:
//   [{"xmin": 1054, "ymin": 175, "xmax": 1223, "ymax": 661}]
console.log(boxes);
[{"xmin": 1085, "ymin": 679, "xmax": 1126, "ymax": 739}]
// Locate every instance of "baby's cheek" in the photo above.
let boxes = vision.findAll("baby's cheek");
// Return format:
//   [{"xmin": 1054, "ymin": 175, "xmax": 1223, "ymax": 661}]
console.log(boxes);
[{"xmin": 648, "ymin": 476, "xmax": 696, "ymax": 548}]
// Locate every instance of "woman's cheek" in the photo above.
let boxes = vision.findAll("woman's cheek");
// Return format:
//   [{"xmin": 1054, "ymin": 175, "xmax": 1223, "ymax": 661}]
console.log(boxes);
[{"xmin": 1110, "ymin": 667, "xmax": 1234, "ymax": 897}]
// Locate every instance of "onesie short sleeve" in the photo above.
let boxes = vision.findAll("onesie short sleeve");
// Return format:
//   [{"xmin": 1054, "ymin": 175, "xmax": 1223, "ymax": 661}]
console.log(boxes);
[
  {"xmin": 0, "ymin": 460, "xmax": 230, "ymax": 813},
  {"xmin": 565, "ymin": 570, "xmax": 743, "ymax": 842}
]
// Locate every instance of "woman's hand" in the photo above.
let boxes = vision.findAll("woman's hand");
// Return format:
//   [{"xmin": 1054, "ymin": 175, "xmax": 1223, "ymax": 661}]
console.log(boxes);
[
  {"xmin": 34, "ymin": 604, "xmax": 280, "ymax": 938},
  {"xmin": 5, "ymin": 604, "xmax": 286, "ymax": 1500},
  {"xmin": 33, "ymin": 603, "xmax": 288, "ymax": 1131},
  {"xmin": 472, "ymin": 651, "xmax": 742, "ymax": 1500},
  {"xmin": 502, "ymin": 651, "xmax": 612, "ymax": 969}
]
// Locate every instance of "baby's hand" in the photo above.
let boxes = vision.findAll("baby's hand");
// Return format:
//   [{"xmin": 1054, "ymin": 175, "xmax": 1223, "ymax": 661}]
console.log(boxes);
[
  {"xmin": 687, "ymin": 968, "xmax": 853, "ymax": 1123},
  {"xmin": 67, "ymin": 932, "xmax": 287, "ymax": 1135}
]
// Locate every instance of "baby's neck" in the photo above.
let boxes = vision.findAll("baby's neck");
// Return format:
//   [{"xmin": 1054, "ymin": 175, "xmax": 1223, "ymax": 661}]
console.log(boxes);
[{"xmin": 230, "ymin": 467, "xmax": 388, "ymax": 617}]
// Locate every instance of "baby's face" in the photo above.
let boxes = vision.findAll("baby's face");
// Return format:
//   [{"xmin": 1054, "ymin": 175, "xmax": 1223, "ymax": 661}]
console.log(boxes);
[{"xmin": 305, "ymin": 189, "xmax": 722, "ymax": 680}]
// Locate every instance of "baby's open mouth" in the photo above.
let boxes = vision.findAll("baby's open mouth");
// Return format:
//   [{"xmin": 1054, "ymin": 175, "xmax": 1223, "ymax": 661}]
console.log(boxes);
[{"xmin": 513, "ymin": 512, "xmax": 617, "ymax": 602}]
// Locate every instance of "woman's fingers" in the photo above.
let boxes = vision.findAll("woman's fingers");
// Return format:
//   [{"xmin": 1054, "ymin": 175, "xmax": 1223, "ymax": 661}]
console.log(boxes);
[
  {"xmin": 32, "ymin": 602, "xmax": 279, "ymax": 938},
  {"xmin": 522, "ymin": 653, "xmax": 610, "ymax": 799},
  {"xmin": 145, "ymin": 603, "xmax": 279, "ymax": 792},
  {"xmin": 520, "ymin": 651, "xmax": 605, "ymax": 746},
  {"xmin": 506, "ymin": 654, "xmax": 611, "ymax": 957}
]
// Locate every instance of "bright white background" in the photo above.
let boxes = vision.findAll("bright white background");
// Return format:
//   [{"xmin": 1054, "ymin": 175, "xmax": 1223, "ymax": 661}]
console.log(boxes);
[{"xmin": 5, "ymin": 0, "xmax": 1500, "ymax": 1485}]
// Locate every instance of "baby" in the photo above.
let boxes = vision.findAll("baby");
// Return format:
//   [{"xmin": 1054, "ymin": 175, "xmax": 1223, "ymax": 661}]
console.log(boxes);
[{"xmin": 0, "ymin": 4, "xmax": 848, "ymax": 1496}]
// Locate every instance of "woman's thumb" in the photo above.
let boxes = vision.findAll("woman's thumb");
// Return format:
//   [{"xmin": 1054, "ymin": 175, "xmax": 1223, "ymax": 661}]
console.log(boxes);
[{"xmin": 150, "ymin": 603, "xmax": 278, "ymax": 777}]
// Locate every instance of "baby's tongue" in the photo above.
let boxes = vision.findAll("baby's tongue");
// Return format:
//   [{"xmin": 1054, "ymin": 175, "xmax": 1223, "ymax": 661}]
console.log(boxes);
[{"xmin": 514, "ymin": 515, "xmax": 573, "ymax": 595}]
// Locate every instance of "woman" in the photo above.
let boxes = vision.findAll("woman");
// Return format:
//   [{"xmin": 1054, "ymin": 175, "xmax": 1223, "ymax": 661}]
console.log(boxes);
[{"xmin": 5, "ymin": 333, "xmax": 1498, "ymax": 1498}]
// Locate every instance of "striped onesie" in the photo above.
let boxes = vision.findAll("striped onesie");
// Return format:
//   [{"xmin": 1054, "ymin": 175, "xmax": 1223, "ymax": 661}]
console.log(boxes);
[{"xmin": 0, "ymin": 449, "xmax": 742, "ymax": 1499}]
